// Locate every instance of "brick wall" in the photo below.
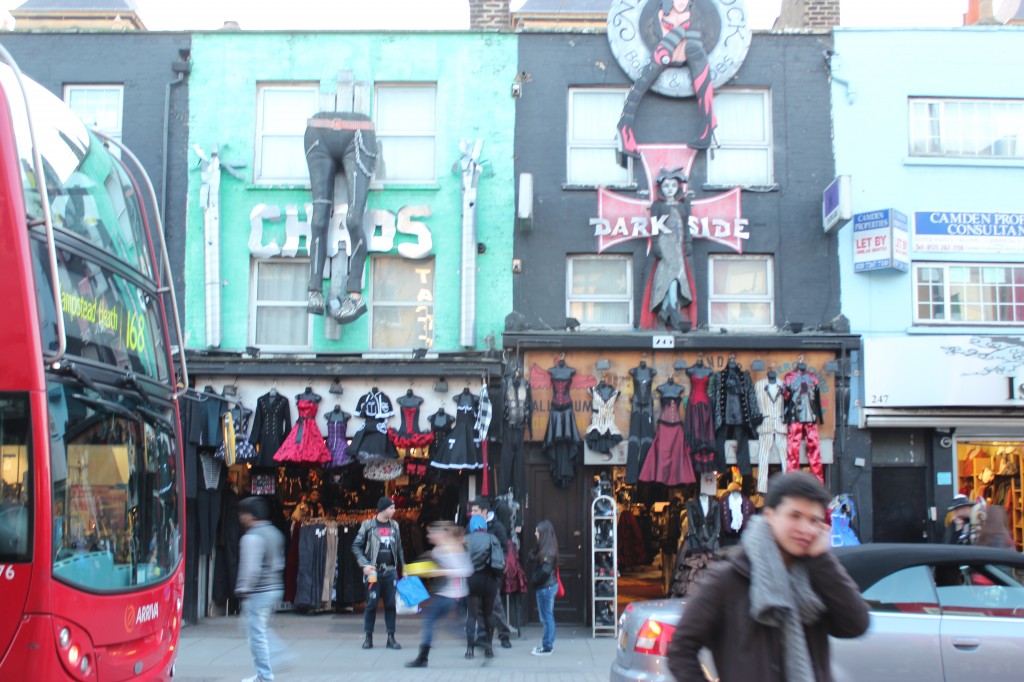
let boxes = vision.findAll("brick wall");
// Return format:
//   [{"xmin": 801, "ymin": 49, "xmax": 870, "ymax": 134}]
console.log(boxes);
[
  {"xmin": 469, "ymin": 0, "xmax": 510, "ymax": 31},
  {"xmin": 775, "ymin": 0, "xmax": 840, "ymax": 30}
]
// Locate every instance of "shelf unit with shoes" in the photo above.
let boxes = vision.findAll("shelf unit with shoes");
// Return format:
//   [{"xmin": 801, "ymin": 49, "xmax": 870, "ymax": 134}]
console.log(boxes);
[{"xmin": 592, "ymin": 494, "xmax": 618, "ymax": 638}]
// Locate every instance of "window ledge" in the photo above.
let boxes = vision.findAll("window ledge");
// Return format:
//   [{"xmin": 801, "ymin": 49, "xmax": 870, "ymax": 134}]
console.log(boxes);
[
  {"xmin": 369, "ymin": 181, "xmax": 441, "ymax": 191},
  {"xmin": 248, "ymin": 182, "xmax": 311, "ymax": 191},
  {"xmin": 903, "ymin": 156, "xmax": 1024, "ymax": 169},
  {"xmin": 702, "ymin": 183, "xmax": 779, "ymax": 192},
  {"xmin": 907, "ymin": 325, "xmax": 1024, "ymax": 334},
  {"xmin": 246, "ymin": 181, "xmax": 441, "ymax": 192},
  {"xmin": 562, "ymin": 183, "xmax": 639, "ymax": 192}
]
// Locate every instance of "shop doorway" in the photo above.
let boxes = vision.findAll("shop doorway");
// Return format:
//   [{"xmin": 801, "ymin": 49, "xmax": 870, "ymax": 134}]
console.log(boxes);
[
  {"xmin": 525, "ymin": 461, "xmax": 586, "ymax": 624},
  {"xmin": 872, "ymin": 467, "xmax": 929, "ymax": 542}
]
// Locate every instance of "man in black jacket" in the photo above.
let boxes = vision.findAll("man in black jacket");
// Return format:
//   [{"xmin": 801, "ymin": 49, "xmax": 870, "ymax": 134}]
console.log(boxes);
[
  {"xmin": 469, "ymin": 498, "xmax": 514, "ymax": 648},
  {"xmin": 667, "ymin": 472, "xmax": 869, "ymax": 682},
  {"xmin": 352, "ymin": 497, "xmax": 406, "ymax": 650}
]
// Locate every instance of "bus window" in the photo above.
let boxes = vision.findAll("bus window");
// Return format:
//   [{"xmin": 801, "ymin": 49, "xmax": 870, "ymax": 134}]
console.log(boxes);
[
  {"xmin": 50, "ymin": 383, "xmax": 180, "ymax": 591},
  {"xmin": 31, "ymin": 240, "xmax": 169, "ymax": 382},
  {"xmin": 0, "ymin": 394, "xmax": 32, "ymax": 562}
]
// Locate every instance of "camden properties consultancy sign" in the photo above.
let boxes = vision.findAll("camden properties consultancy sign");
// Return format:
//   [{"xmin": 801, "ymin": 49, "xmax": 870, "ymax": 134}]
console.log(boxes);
[{"xmin": 914, "ymin": 211, "xmax": 1024, "ymax": 255}]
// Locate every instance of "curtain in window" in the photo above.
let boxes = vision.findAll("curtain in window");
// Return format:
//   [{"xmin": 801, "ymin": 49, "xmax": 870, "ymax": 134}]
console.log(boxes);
[
  {"xmin": 371, "ymin": 257, "xmax": 434, "ymax": 349},
  {"xmin": 568, "ymin": 90, "xmax": 629, "ymax": 185},
  {"xmin": 708, "ymin": 92, "xmax": 770, "ymax": 185},
  {"xmin": 376, "ymin": 86, "xmax": 436, "ymax": 182},
  {"xmin": 254, "ymin": 262, "xmax": 308, "ymax": 347}
]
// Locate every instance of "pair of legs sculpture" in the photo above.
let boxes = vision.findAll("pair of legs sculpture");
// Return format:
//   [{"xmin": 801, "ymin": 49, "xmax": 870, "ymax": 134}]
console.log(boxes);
[
  {"xmin": 616, "ymin": 27, "xmax": 716, "ymax": 166},
  {"xmin": 304, "ymin": 113, "xmax": 377, "ymax": 324}
]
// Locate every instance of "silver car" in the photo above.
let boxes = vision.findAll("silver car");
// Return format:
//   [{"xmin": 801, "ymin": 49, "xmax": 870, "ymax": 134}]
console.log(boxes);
[{"xmin": 611, "ymin": 544, "xmax": 1024, "ymax": 682}]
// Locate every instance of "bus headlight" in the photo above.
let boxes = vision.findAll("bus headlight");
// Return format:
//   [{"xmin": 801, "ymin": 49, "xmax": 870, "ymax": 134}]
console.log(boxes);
[
  {"xmin": 80, "ymin": 656, "xmax": 91, "ymax": 675},
  {"xmin": 59, "ymin": 627, "xmax": 71, "ymax": 648},
  {"xmin": 68, "ymin": 644, "xmax": 80, "ymax": 666}
]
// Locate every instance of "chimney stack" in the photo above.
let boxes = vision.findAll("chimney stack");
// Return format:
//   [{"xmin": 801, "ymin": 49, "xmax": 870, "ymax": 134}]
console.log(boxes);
[
  {"xmin": 469, "ymin": 0, "xmax": 511, "ymax": 32},
  {"xmin": 774, "ymin": 0, "xmax": 841, "ymax": 30},
  {"xmin": 964, "ymin": 0, "xmax": 1001, "ymax": 25}
]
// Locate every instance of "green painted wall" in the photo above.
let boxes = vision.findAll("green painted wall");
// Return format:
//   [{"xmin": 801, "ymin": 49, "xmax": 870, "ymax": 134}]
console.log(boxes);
[{"xmin": 184, "ymin": 31, "xmax": 517, "ymax": 353}]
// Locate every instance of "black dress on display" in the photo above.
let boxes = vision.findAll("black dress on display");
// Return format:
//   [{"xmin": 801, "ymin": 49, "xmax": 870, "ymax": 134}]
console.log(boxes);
[
  {"xmin": 542, "ymin": 360, "xmax": 582, "ymax": 489},
  {"xmin": 389, "ymin": 389, "xmax": 434, "ymax": 450},
  {"xmin": 710, "ymin": 359, "xmax": 762, "ymax": 475},
  {"xmin": 431, "ymin": 389, "xmax": 483, "ymax": 469},
  {"xmin": 348, "ymin": 387, "xmax": 398, "ymax": 463},
  {"xmin": 428, "ymin": 407, "xmax": 455, "ymax": 464},
  {"xmin": 499, "ymin": 364, "xmax": 532, "ymax": 495},
  {"xmin": 625, "ymin": 362, "xmax": 656, "ymax": 484}
]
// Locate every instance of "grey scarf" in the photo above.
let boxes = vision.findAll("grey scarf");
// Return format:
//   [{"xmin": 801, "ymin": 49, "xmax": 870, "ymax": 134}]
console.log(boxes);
[{"xmin": 741, "ymin": 516, "xmax": 826, "ymax": 682}]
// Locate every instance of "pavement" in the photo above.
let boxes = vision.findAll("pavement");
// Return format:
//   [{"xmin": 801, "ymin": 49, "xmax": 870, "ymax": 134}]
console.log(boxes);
[{"xmin": 173, "ymin": 609, "xmax": 617, "ymax": 682}]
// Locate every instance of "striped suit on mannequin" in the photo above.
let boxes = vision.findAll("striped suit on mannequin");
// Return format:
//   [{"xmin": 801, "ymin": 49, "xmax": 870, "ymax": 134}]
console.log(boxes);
[{"xmin": 753, "ymin": 375, "xmax": 787, "ymax": 493}]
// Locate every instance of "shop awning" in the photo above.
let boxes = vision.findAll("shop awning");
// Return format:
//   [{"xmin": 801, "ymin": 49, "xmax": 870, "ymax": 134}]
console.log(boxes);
[{"xmin": 862, "ymin": 407, "xmax": 1024, "ymax": 429}]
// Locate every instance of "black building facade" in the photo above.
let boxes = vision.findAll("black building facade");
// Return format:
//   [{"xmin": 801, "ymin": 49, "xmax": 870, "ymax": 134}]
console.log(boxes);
[{"xmin": 511, "ymin": 29, "xmax": 864, "ymax": 624}]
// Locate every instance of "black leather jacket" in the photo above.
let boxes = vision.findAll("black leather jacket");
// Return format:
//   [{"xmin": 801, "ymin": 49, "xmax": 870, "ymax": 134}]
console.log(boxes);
[{"xmin": 466, "ymin": 530, "xmax": 504, "ymax": 574}]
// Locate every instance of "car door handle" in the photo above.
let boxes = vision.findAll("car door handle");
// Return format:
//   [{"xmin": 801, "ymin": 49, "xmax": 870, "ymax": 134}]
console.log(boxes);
[{"xmin": 951, "ymin": 638, "xmax": 980, "ymax": 650}]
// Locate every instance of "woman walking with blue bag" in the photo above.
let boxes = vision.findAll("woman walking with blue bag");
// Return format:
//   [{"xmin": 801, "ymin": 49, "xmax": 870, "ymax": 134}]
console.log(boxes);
[
  {"xmin": 530, "ymin": 520, "xmax": 559, "ymax": 656},
  {"xmin": 405, "ymin": 522, "xmax": 472, "ymax": 668}
]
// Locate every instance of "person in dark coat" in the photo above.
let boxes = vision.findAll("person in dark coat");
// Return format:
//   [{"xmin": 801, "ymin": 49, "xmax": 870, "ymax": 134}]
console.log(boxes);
[
  {"xmin": 666, "ymin": 472, "xmax": 869, "ymax": 682},
  {"xmin": 469, "ymin": 498, "xmax": 514, "ymax": 648},
  {"xmin": 944, "ymin": 494, "xmax": 974, "ymax": 545},
  {"xmin": 464, "ymin": 515, "xmax": 504, "ymax": 659}
]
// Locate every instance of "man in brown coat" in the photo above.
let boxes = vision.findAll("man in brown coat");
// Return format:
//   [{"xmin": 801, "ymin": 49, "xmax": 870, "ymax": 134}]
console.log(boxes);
[{"xmin": 667, "ymin": 471, "xmax": 869, "ymax": 682}]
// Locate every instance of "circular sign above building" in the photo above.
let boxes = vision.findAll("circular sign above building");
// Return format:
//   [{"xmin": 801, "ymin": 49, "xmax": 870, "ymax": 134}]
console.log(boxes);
[{"xmin": 608, "ymin": 0, "xmax": 752, "ymax": 98}]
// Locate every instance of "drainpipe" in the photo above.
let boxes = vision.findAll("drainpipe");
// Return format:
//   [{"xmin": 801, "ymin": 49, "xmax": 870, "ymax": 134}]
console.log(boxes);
[
  {"xmin": 161, "ymin": 54, "xmax": 190, "ymax": 222},
  {"xmin": 457, "ymin": 139, "xmax": 484, "ymax": 348},
  {"xmin": 161, "ymin": 55, "xmax": 190, "ymax": 349},
  {"xmin": 195, "ymin": 145, "xmax": 223, "ymax": 348}
]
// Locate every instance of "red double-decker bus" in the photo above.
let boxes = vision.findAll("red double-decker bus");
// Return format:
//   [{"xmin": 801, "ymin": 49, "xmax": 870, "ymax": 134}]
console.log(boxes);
[{"xmin": 0, "ymin": 48, "xmax": 187, "ymax": 680}]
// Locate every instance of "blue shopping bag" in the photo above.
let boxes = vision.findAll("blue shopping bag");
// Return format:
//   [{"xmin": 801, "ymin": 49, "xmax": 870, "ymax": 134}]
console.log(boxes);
[{"xmin": 396, "ymin": 576, "xmax": 430, "ymax": 607}]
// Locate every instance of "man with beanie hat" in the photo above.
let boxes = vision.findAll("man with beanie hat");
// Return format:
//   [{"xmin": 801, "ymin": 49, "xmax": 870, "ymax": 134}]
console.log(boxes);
[
  {"xmin": 237, "ymin": 496, "xmax": 288, "ymax": 682},
  {"xmin": 353, "ymin": 496, "xmax": 406, "ymax": 650}
]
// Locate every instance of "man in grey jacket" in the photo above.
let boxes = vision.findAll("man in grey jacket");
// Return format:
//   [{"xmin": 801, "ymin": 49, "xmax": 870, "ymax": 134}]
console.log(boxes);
[
  {"xmin": 353, "ymin": 497, "xmax": 406, "ymax": 650},
  {"xmin": 237, "ymin": 496, "xmax": 287, "ymax": 682}
]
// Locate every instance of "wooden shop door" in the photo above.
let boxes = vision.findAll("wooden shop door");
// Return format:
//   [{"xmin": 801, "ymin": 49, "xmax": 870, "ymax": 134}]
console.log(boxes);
[{"xmin": 525, "ymin": 457, "xmax": 587, "ymax": 624}]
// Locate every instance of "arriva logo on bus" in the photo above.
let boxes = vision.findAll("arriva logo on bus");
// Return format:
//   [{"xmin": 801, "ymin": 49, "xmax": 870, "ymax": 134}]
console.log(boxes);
[
  {"xmin": 248, "ymin": 203, "xmax": 433, "ymax": 260},
  {"xmin": 125, "ymin": 602, "xmax": 160, "ymax": 632}
]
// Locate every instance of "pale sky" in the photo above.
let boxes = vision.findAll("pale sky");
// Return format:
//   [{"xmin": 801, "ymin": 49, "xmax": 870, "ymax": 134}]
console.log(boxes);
[{"xmin": 0, "ymin": 0, "xmax": 987, "ymax": 31}]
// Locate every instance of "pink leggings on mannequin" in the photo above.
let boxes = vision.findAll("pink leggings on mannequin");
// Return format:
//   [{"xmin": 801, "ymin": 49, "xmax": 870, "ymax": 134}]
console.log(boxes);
[{"xmin": 786, "ymin": 422, "xmax": 823, "ymax": 483}]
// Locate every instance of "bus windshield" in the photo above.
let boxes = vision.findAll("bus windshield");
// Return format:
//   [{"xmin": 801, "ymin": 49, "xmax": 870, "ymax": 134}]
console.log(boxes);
[
  {"xmin": 1, "ymin": 63, "xmax": 154, "ymax": 280},
  {"xmin": 49, "ymin": 382, "xmax": 180, "ymax": 592},
  {"xmin": 0, "ymin": 394, "xmax": 31, "ymax": 563}
]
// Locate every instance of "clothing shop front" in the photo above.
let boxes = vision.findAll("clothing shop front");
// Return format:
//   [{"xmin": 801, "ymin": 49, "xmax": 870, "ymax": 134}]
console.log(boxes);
[
  {"xmin": 180, "ymin": 354, "xmax": 522, "ymax": 623},
  {"xmin": 505, "ymin": 332, "xmax": 857, "ymax": 625},
  {"xmin": 859, "ymin": 335, "xmax": 1024, "ymax": 549}
]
